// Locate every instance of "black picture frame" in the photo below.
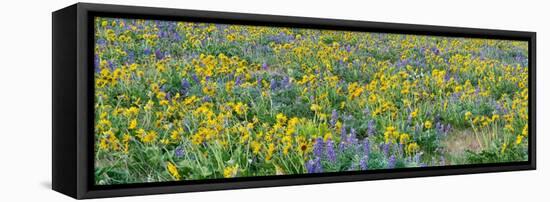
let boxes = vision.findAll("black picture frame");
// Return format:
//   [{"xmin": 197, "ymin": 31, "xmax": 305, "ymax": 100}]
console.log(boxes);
[{"xmin": 52, "ymin": 2, "xmax": 536, "ymax": 199}]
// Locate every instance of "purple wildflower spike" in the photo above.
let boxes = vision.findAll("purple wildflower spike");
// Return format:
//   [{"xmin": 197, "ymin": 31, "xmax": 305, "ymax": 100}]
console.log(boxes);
[
  {"xmin": 326, "ymin": 138, "xmax": 336, "ymax": 163},
  {"xmin": 360, "ymin": 156, "xmax": 368, "ymax": 170},
  {"xmin": 235, "ymin": 76, "xmax": 242, "ymax": 86},
  {"xmin": 270, "ymin": 79, "xmax": 277, "ymax": 90},
  {"xmin": 155, "ymin": 48, "xmax": 164, "ymax": 60},
  {"xmin": 306, "ymin": 157, "xmax": 323, "ymax": 173},
  {"xmin": 192, "ymin": 74, "xmax": 200, "ymax": 84},
  {"xmin": 383, "ymin": 143, "xmax": 390, "ymax": 157},
  {"xmin": 348, "ymin": 128, "xmax": 358, "ymax": 145},
  {"xmin": 306, "ymin": 159, "xmax": 316, "ymax": 173},
  {"xmin": 174, "ymin": 146, "xmax": 184, "ymax": 158},
  {"xmin": 387, "ymin": 155, "xmax": 396, "ymax": 169},
  {"xmin": 313, "ymin": 137, "xmax": 324, "ymax": 158},
  {"xmin": 256, "ymin": 76, "xmax": 262, "ymax": 88},
  {"xmin": 181, "ymin": 78, "xmax": 190, "ymax": 95},
  {"xmin": 281, "ymin": 76, "xmax": 290, "ymax": 88}
]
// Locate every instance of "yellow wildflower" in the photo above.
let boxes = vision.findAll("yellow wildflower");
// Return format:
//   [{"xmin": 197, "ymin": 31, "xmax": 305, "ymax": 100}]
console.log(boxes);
[
  {"xmin": 406, "ymin": 142, "xmax": 419, "ymax": 155},
  {"xmin": 128, "ymin": 119, "xmax": 137, "ymax": 130},
  {"xmin": 167, "ymin": 162, "xmax": 181, "ymax": 180},
  {"xmin": 501, "ymin": 143, "xmax": 508, "ymax": 154},
  {"xmin": 99, "ymin": 138, "xmax": 108, "ymax": 150},
  {"xmin": 233, "ymin": 102, "xmax": 247, "ymax": 115},
  {"xmin": 276, "ymin": 113, "xmax": 287, "ymax": 124},
  {"xmin": 141, "ymin": 130, "xmax": 158, "ymax": 143},
  {"xmin": 516, "ymin": 135, "xmax": 523, "ymax": 145},
  {"xmin": 310, "ymin": 104, "xmax": 322, "ymax": 112},
  {"xmin": 411, "ymin": 109, "xmax": 418, "ymax": 118},
  {"xmin": 424, "ymin": 121, "xmax": 432, "ymax": 129},
  {"xmin": 223, "ymin": 165, "xmax": 238, "ymax": 178},
  {"xmin": 399, "ymin": 133, "xmax": 410, "ymax": 144},
  {"xmin": 251, "ymin": 141, "xmax": 261, "ymax": 155}
]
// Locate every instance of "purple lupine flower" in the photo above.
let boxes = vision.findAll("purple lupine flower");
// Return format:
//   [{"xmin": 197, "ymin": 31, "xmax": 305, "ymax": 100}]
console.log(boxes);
[
  {"xmin": 338, "ymin": 141, "xmax": 346, "ymax": 152},
  {"xmin": 306, "ymin": 157, "xmax": 323, "ymax": 173},
  {"xmin": 174, "ymin": 146, "xmax": 184, "ymax": 158},
  {"xmin": 157, "ymin": 30, "xmax": 166, "ymax": 38},
  {"xmin": 340, "ymin": 124, "xmax": 347, "ymax": 148},
  {"xmin": 165, "ymin": 92, "xmax": 171, "ymax": 100},
  {"xmin": 144, "ymin": 48, "xmax": 151, "ymax": 55},
  {"xmin": 235, "ymin": 76, "xmax": 242, "ymax": 86},
  {"xmin": 281, "ymin": 76, "xmax": 290, "ymax": 88},
  {"xmin": 436, "ymin": 122, "xmax": 452, "ymax": 136},
  {"xmin": 269, "ymin": 79, "xmax": 277, "ymax": 90},
  {"xmin": 325, "ymin": 138, "xmax": 336, "ymax": 163},
  {"xmin": 413, "ymin": 153, "xmax": 422, "ymax": 164},
  {"xmin": 96, "ymin": 38, "xmax": 106, "ymax": 47},
  {"xmin": 256, "ymin": 76, "xmax": 262, "ymax": 88},
  {"xmin": 181, "ymin": 78, "xmax": 190, "ymax": 95},
  {"xmin": 155, "ymin": 49, "xmax": 164, "ymax": 60},
  {"xmin": 315, "ymin": 157, "xmax": 323, "ymax": 173},
  {"xmin": 305, "ymin": 159, "xmax": 316, "ymax": 173},
  {"xmin": 367, "ymin": 120, "xmax": 376, "ymax": 136},
  {"xmin": 383, "ymin": 143, "xmax": 390, "ymax": 157},
  {"xmin": 261, "ymin": 62, "xmax": 268, "ymax": 70},
  {"xmin": 108, "ymin": 60, "xmax": 114, "ymax": 70},
  {"xmin": 444, "ymin": 72, "xmax": 451, "ymax": 82},
  {"xmin": 202, "ymin": 96, "xmax": 212, "ymax": 102},
  {"xmin": 360, "ymin": 157, "xmax": 368, "ymax": 170},
  {"xmin": 348, "ymin": 128, "xmax": 358, "ymax": 145},
  {"xmin": 387, "ymin": 155, "xmax": 396, "ymax": 169},
  {"xmin": 330, "ymin": 110, "xmax": 338, "ymax": 127},
  {"xmin": 127, "ymin": 51, "xmax": 135, "ymax": 63},
  {"xmin": 346, "ymin": 45, "xmax": 351, "ymax": 52},
  {"xmin": 192, "ymin": 73, "xmax": 200, "ymax": 84},
  {"xmin": 363, "ymin": 139, "xmax": 370, "ymax": 157},
  {"xmin": 313, "ymin": 137, "xmax": 324, "ymax": 158},
  {"xmin": 450, "ymin": 92, "xmax": 459, "ymax": 102},
  {"xmin": 396, "ymin": 143, "xmax": 404, "ymax": 156},
  {"xmin": 94, "ymin": 54, "xmax": 100, "ymax": 73},
  {"xmin": 515, "ymin": 55, "xmax": 522, "ymax": 62},
  {"xmin": 174, "ymin": 32, "xmax": 182, "ymax": 41},
  {"xmin": 431, "ymin": 46, "xmax": 440, "ymax": 55}
]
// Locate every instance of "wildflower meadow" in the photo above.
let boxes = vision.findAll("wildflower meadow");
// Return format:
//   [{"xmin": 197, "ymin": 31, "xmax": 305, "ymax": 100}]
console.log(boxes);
[{"xmin": 94, "ymin": 17, "xmax": 529, "ymax": 185}]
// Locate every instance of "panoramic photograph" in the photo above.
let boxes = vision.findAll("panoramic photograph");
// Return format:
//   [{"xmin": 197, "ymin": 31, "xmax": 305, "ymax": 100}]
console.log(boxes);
[{"xmin": 93, "ymin": 17, "xmax": 529, "ymax": 185}]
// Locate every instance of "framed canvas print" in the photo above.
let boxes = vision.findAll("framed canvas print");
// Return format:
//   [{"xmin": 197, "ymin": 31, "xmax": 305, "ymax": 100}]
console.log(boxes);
[{"xmin": 52, "ymin": 3, "xmax": 536, "ymax": 199}]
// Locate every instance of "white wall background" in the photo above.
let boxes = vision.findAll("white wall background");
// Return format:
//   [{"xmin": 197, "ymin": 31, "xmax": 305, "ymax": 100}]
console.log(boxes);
[{"xmin": 0, "ymin": 0, "xmax": 546, "ymax": 201}]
